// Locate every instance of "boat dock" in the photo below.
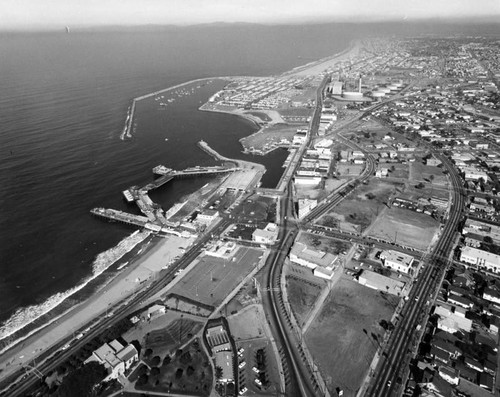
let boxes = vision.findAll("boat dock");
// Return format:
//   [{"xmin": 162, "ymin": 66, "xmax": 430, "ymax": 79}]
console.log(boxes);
[{"xmin": 91, "ymin": 164, "xmax": 237, "ymax": 231}]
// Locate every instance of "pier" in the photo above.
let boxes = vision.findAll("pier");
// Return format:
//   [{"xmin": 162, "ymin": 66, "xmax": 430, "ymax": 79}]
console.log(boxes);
[{"xmin": 92, "ymin": 164, "xmax": 237, "ymax": 231}]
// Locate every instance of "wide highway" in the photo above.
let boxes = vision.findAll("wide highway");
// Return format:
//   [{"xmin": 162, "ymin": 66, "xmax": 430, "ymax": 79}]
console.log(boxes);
[{"xmin": 366, "ymin": 152, "xmax": 466, "ymax": 396}]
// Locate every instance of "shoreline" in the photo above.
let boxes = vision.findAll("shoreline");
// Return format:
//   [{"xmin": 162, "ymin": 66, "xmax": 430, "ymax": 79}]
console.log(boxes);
[{"xmin": 0, "ymin": 38, "xmax": 359, "ymax": 374}]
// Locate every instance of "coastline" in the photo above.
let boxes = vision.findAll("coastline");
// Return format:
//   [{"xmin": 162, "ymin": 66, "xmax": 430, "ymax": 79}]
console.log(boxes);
[{"xmin": 0, "ymin": 38, "xmax": 359, "ymax": 375}]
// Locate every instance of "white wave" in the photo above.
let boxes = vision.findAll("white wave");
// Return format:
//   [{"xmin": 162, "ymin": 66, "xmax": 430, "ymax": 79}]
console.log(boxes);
[{"xmin": 0, "ymin": 229, "xmax": 150, "ymax": 341}]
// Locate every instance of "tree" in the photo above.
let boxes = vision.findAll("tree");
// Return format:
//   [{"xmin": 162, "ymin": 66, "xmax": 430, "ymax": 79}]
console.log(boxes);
[
  {"xmin": 144, "ymin": 348, "xmax": 153, "ymax": 359},
  {"xmin": 215, "ymin": 366, "xmax": 223, "ymax": 380},
  {"xmin": 150, "ymin": 356, "xmax": 161, "ymax": 367},
  {"xmin": 136, "ymin": 374, "xmax": 149, "ymax": 386},
  {"xmin": 175, "ymin": 368, "xmax": 184, "ymax": 379},
  {"xmin": 162, "ymin": 355, "xmax": 171, "ymax": 366},
  {"xmin": 150, "ymin": 367, "xmax": 160, "ymax": 377},
  {"xmin": 186, "ymin": 365, "xmax": 195, "ymax": 377},
  {"xmin": 56, "ymin": 362, "xmax": 107, "ymax": 397}
]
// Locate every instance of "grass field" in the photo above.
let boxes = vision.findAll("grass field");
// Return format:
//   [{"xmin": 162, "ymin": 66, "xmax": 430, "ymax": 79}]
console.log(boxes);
[
  {"xmin": 319, "ymin": 179, "xmax": 401, "ymax": 233},
  {"xmin": 145, "ymin": 318, "xmax": 203, "ymax": 353},
  {"xmin": 305, "ymin": 276, "xmax": 398, "ymax": 396},
  {"xmin": 301, "ymin": 232, "xmax": 352, "ymax": 255},
  {"xmin": 368, "ymin": 207, "xmax": 440, "ymax": 250},
  {"xmin": 171, "ymin": 247, "xmax": 263, "ymax": 307},
  {"xmin": 137, "ymin": 338, "xmax": 212, "ymax": 396}
]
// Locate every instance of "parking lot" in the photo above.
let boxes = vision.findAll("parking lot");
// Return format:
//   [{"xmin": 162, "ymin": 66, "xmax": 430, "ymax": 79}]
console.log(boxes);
[{"xmin": 235, "ymin": 339, "xmax": 280, "ymax": 396}]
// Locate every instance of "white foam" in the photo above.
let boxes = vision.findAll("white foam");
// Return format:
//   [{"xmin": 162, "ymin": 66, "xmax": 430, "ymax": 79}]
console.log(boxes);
[{"xmin": 0, "ymin": 229, "xmax": 150, "ymax": 341}]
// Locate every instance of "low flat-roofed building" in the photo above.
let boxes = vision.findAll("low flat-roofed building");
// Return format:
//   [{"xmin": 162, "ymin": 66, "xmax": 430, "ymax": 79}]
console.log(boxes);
[
  {"xmin": 206, "ymin": 325, "xmax": 230, "ymax": 352},
  {"xmin": 146, "ymin": 304, "xmax": 166, "ymax": 319},
  {"xmin": 214, "ymin": 351, "xmax": 234, "ymax": 383},
  {"xmin": 196, "ymin": 209, "xmax": 219, "ymax": 225},
  {"xmin": 460, "ymin": 246, "xmax": 500, "ymax": 273},
  {"xmin": 357, "ymin": 270, "xmax": 406, "ymax": 296},
  {"xmin": 252, "ymin": 223, "xmax": 279, "ymax": 245},
  {"xmin": 204, "ymin": 240, "xmax": 238, "ymax": 259},
  {"xmin": 380, "ymin": 250, "xmax": 414, "ymax": 274},
  {"xmin": 434, "ymin": 305, "xmax": 472, "ymax": 334},
  {"xmin": 290, "ymin": 241, "xmax": 338, "ymax": 271}
]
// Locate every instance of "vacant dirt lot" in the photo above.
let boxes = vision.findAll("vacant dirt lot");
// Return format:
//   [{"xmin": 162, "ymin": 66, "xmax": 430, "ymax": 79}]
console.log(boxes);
[
  {"xmin": 240, "ymin": 123, "xmax": 302, "ymax": 151},
  {"xmin": 410, "ymin": 162, "xmax": 449, "ymax": 186},
  {"xmin": 319, "ymin": 179, "xmax": 401, "ymax": 233},
  {"xmin": 368, "ymin": 207, "xmax": 440, "ymax": 250},
  {"xmin": 286, "ymin": 276, "xmax": 324, "ymax": 327},
  {"xmin": 306, "ymin": 276, "xmax": 397, "ymax": 396}
]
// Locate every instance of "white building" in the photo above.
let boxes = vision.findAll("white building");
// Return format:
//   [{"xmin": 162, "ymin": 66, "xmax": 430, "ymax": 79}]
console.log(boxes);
[
  {"xmin": 85, "ymin": 340, "xmax": 138, "ymax": 382},
  {"xmin": 462, "ymin": 167, "xmax": 489, "ymax": 182},
  {"xmin": 375, "ymin": 168, "xmax": 389, "ymax": 178},
  {"xmin": 298, "ymin": 199, "xmax": 317, "ymax": 219},
  {"xmin": 289, "ymin": 241, "xmax": 337, "ymax": 280},
  {"xmin": 204, "ymin": 241, "xmax": 238, "ymax": 259},
  {"xmin": 434, "ymin": 305, "xmax": 472, "ymax": 334},
  {"xmin": 196, "ymin": 209, "xmax": 219, "ymax": 226},
  {"xmin": 460, "ymin": 246, "xmax": 500, "ymax": 273},
  {"xmin": 380, "ymin": 250, "xmax": 414, "ymax": 274},
  {"xmin": 294, "ymin": 175, "xmax": 322, "ymax": 186},
  {"xmin": 439, "ymin": 366, "xmax": 460, "ymax": 386},
  {"xmin": 358, "ymin": 270, "xmax": 406, "ymax": 296},
  {"xmin": 252, "ymin": 223, "xmax": 279, "ymax": 245}
]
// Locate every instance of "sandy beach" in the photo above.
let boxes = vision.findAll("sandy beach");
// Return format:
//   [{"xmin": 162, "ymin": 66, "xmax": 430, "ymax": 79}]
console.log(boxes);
[{"xmin": 0, "ymin": 232, "xmax": 194, "ymax": 383}]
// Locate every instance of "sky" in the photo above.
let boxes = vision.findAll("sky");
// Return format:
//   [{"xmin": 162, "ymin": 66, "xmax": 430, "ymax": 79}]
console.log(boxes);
[{"xmin": 1, "ymin": 0, "xmax": 499, "ymax": 30}]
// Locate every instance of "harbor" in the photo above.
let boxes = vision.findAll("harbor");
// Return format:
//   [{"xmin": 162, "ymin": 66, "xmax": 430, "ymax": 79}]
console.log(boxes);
[{"xmin": 94, "ymin": 162, "xmax": 238, "ymax": 231}]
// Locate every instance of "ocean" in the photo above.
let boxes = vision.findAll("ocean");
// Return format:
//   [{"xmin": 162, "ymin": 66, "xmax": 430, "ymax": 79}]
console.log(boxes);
[{"xmin": 0, "ymin": 24, "xmax": 360, "ymax": 340}]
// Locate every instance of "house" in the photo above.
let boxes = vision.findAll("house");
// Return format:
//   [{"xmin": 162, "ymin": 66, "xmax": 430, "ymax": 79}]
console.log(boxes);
[
  {"xmin": 483, "ymin": 287, "xmax": 500, "ymax": 304},
  {"xmin": 430, "ymin": 346, "xmax": 451, "ymax": 365},
  {"xmin": 380, "ymin": 250, "xmax": 414, "ymax": 274},
  {"xmin": 252, "ymin": 223, "xmax": 279, "ymax": 245},
  {"xmin": 432, "ymin": 338, "xmax": 462, "ymax": 360},
  {"xmin": 434, "ymin": 305, "xmax": 472, "ymax": 334},
  {"xmin": 447, "ymin": 295, "xmax": 473, "ymax": 309},
  {"xmin": 465, "ymin": 356, "xmax": 483, "ymax": 373},
  {"xmin": 85, "ymin": 340, "xmax": 138, "ymax": 382},
  {"xmin": 479, "ymin": 372, "xmax": 494, "ymax": 391},
  {"xmin": 438, "ymin": 366, "xmax": 460, "ymax": 385}
]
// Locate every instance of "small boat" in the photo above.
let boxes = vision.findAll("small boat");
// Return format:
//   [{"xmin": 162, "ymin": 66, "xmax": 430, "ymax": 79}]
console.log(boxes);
[{"xmin": 165, "ymin": 138, "xmax": 169, "ymax": 142}]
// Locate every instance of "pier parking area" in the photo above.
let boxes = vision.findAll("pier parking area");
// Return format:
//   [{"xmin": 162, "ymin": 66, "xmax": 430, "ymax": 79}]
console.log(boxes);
[{"xmin": 170, "ymin": 246, "xmax": 264, "ymax": 308}]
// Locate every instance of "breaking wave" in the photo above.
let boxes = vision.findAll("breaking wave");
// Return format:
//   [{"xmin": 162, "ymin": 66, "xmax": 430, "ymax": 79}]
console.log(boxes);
[{"xmin": 0, "ymin": 229, "xmax": 150, "ymax": 341}]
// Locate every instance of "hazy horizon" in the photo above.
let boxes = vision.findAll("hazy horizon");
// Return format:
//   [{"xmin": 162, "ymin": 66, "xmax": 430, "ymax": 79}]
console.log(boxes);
[{"xmin": 1, "ymin": 0, "xmax": 499, "ymax": 31}]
